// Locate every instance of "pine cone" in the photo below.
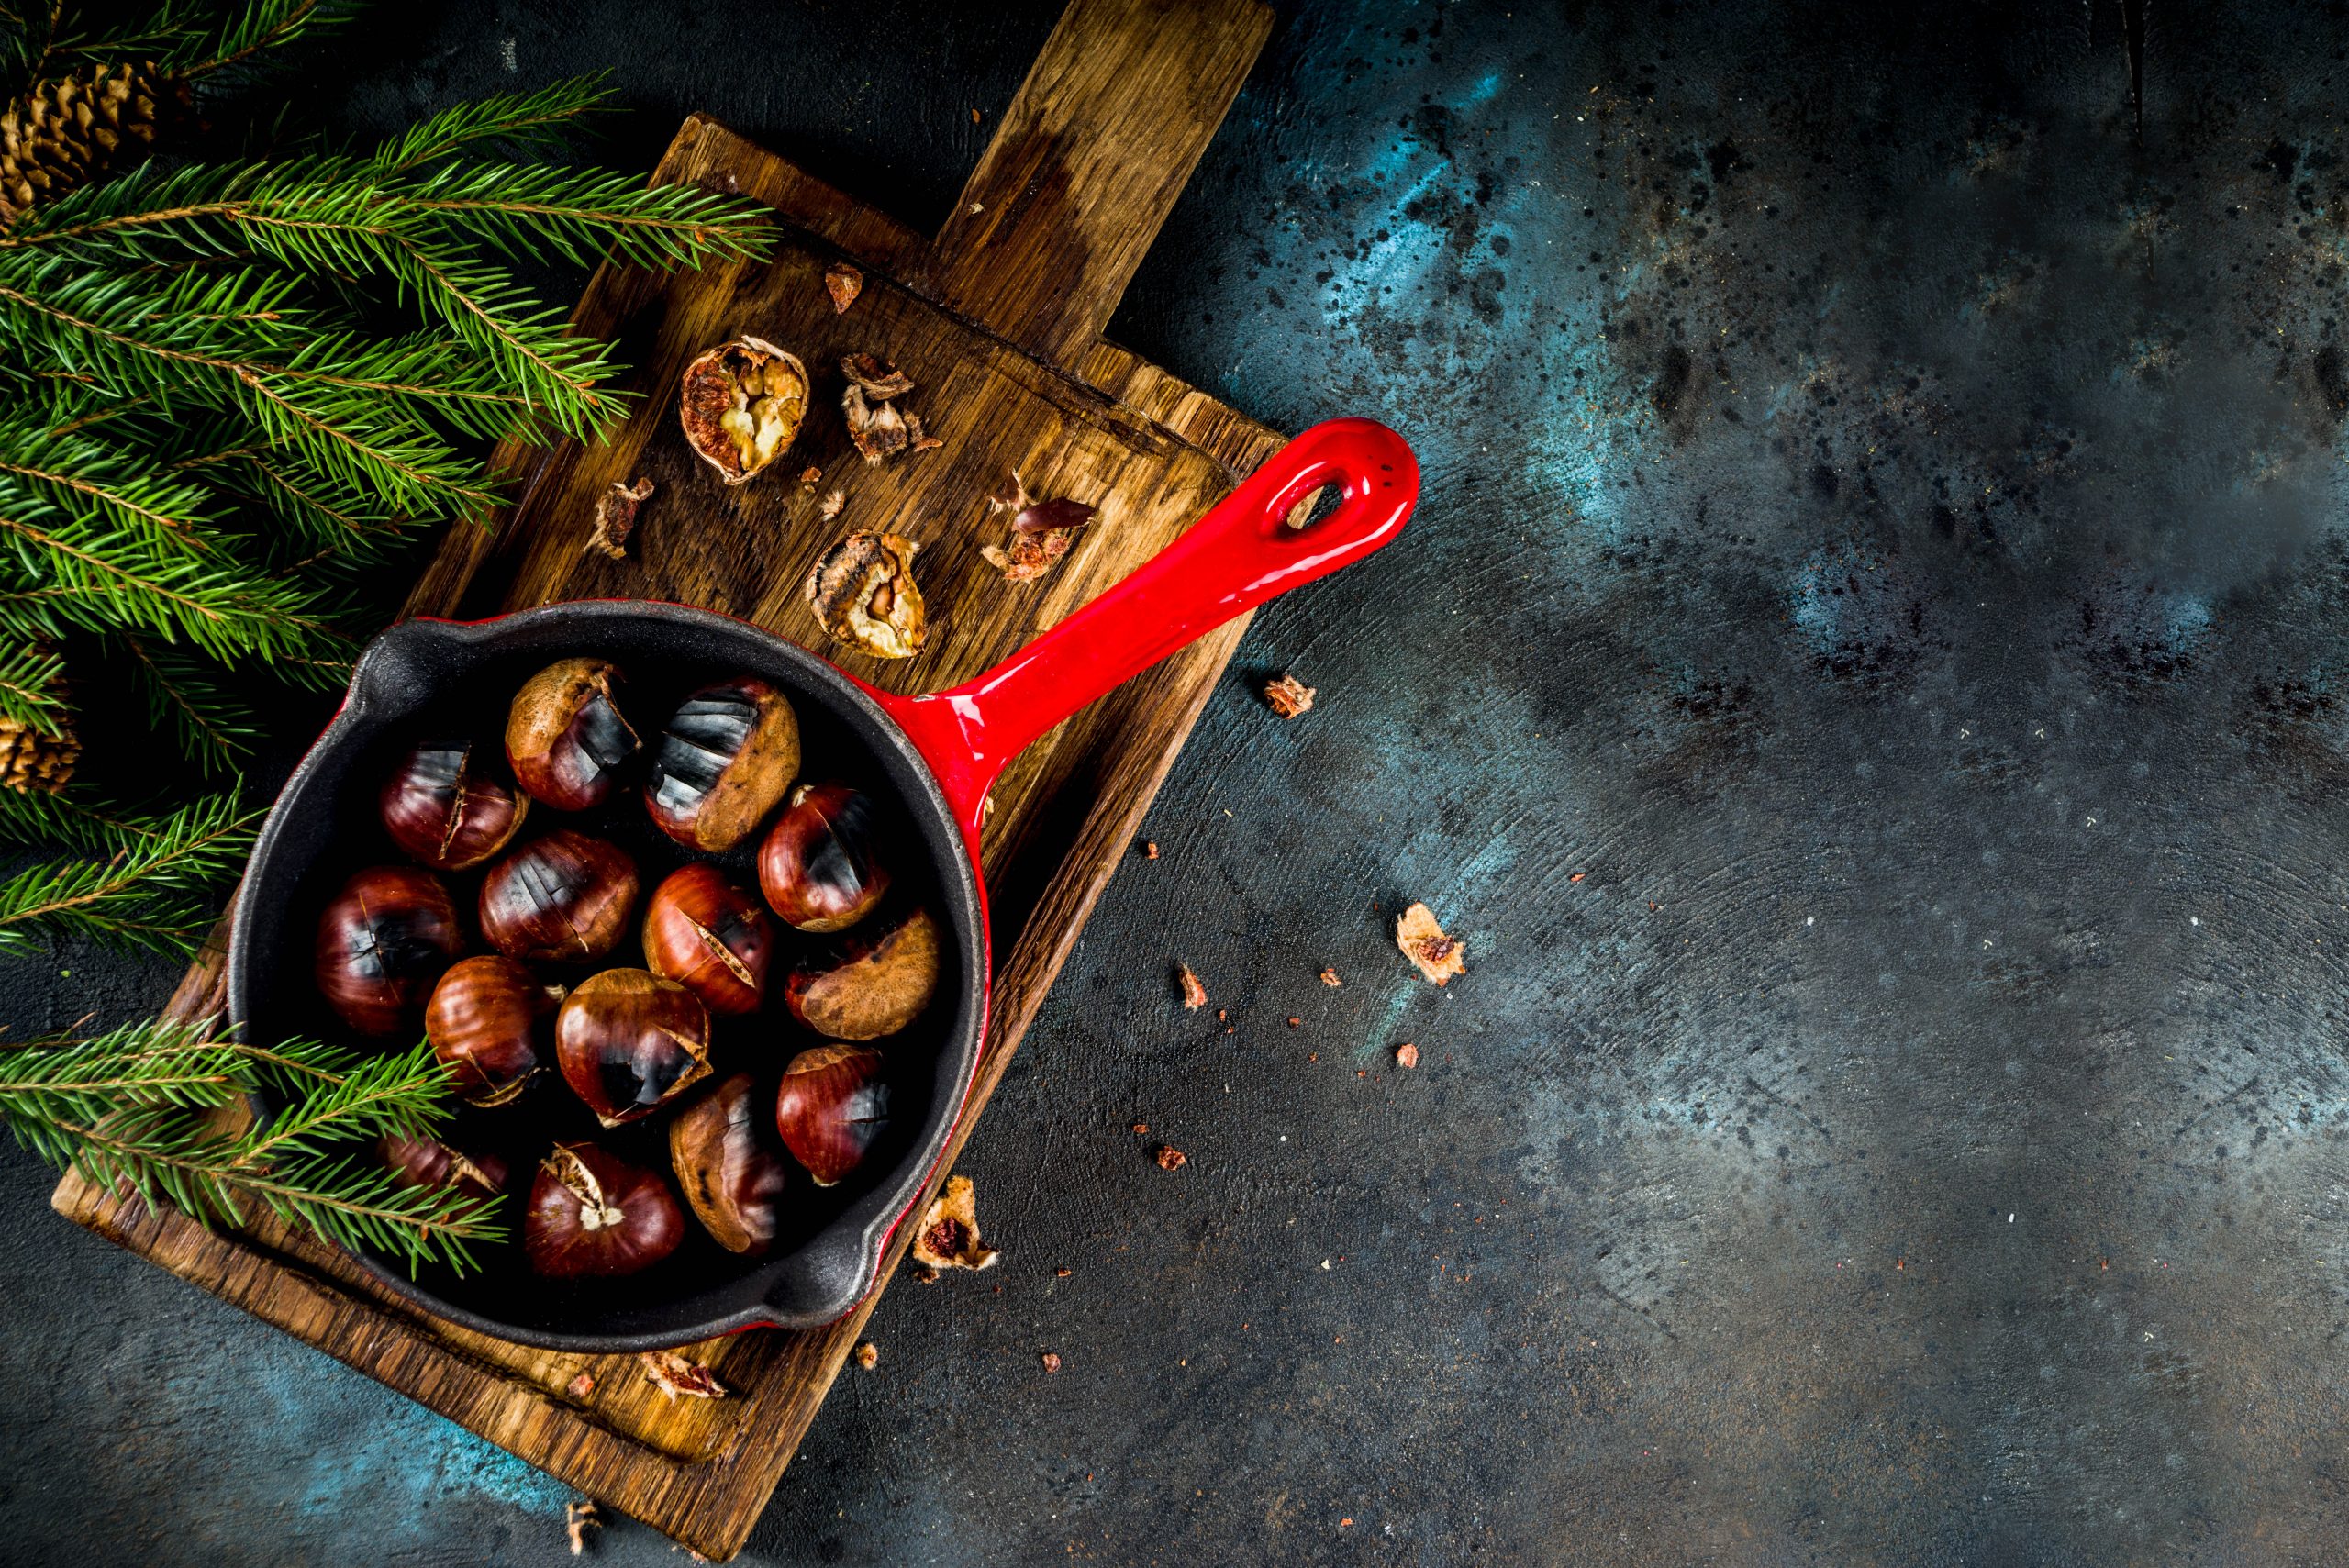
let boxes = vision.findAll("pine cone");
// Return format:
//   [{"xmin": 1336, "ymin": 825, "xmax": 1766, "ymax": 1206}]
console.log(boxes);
[
  {"xmin": 0, "ymin": 710, "xmax": 78, "ymax": 794},
  {"xmin": 0, "ymin": 64, "xmax": 190, "ymax": 227}
]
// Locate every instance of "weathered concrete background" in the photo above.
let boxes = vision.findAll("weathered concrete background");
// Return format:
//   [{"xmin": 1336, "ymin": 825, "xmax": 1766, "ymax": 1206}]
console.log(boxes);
[{"xmin": 9, "ymin": 0, "xmax": 2349, "ymax": 1562}]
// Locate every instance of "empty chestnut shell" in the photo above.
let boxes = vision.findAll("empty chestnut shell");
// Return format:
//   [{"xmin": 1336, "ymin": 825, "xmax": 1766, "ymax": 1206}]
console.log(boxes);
[
  {"xmin": 506, "ymin": 658, "xmax": 640, "ymax": 812},
  {"xmin": 426, "ymin": 954, "xmax": 561, "ymax": 1106},
  {"xmin": 805, "ymin": 530, "xmax": 927, "ymax": 659},
  {"xmin": 525, "ymin": 1142, "xmax": 685, "ymax": 1280},
  {"xmin": 644, "ymin": 676, "xmax": 802, "ymax": 852},
  {"xmin": 773, "ymin": 1043, "xmax": 890, "ymax": 1186},
  {"xmin": 555, "ymin": 968, "xmax": 712, "ymax": 1128},
  {"xmin": 478, "ymin": 830, "xmax": 640, "ymax": 963},
  {"xmin": 783, "ymin": 906, "xmax": 942, "ymax": 1040},
  {"xmin": 678, "ymin": 337, "xmax": 809, "ymax": 484},
  {"xmin": 379, "ymin": 1134, "xmax": 509, "ymax": 1203},
  {"xmin": 378, "ymin": 738, "xmax": 529, "ymax": 872},
  {"xmin": 758, "ymin": 781, "xmax": 891, "ymax": 932},
  {"xmin": 642, "ymin": 863, "xmax": 774, "ymax": 1016},
  {"xmin": 314, "ymin": 866, "xmax": 462, "ymax": 1037},
  {"xmin": 670, "ymin": 1073, "xmax": 791, "ymax": 1254}
]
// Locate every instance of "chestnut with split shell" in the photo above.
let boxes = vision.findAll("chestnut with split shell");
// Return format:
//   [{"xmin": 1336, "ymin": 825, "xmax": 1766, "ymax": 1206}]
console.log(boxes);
[
  {"xmin": 784, "ymin": 906, "xmax": 941, "ymax": 1040},
  {"xmin": 525, "ymin": 1141, "xmax": 685, "ymax": 1280},
  {"xmin": 774, "ymin": 1043, "xmax": 890, "ymax": 1186},
  {"xmin": 478, "ymin": 829, "xmax": 640, "ymax": 964},
  {"xmin": 644, "ymin": 676, "xmax": 802, "ymax": 852},
  {"xmin": 313, "ymin": 865, "xmax": 462, "ymax": 1037},
  {"xmin": 670, "ymin": 1073, "xmax": 791, "ymax": 1254},
  {"xmin": 379, "ymin": 1134, "xmax": 509, "ymax": 1203},
  {"xmin": 679, "ymin": 337, "xmax": 809, "ymax": 485},
  {"xmin": 426, "ymin": 953, "xmax": 561, "ymax": 1106},
  {"xmin": 642, "ymin": 863, "xmax": 774, "ymax": 1017},
  {"xmin": 378, "ymin": 738, "xmax": 529, "ymax": 871},
  {"xmin": 759, "ymin": 781, "xmax": 890, "ymax": 933},
  {"xmin": 555, "ymin": 967, "xmax": 712, "ymax": 1128},
  {"xmin": 506, "ymin": 658, "xmax": 640, "ymax": 813}
]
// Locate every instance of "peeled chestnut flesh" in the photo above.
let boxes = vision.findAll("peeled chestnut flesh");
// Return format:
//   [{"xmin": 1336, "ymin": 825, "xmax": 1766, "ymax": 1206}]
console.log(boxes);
[
  {"xmin": 427, "ymin": 954, "xmax": 559, "ymax": 1106},
  {"xmin": 556, "ymin": 968, "xmax": 712, "ymax": 1128},
  {"xmin": 478, "ymin": 829, "xmax": 639, "ymax": 963},
  {"xmin": 378, "ymin": 738, "xmax": 529, "ymax": 872},
  {"xmin": 525, "ymin": 1142, "xmax": 685, "ymax": 1280},
  {"xmin": 644, "ymin": 676, "xmax": 802, "ymax": 852},
  {"xmin": 784, "ymin": 906, "xmax": 941, "ymax": 1040},
  {"xmin": 759, "ymin": 781, "xmax": 890, "ymax": 932},
  {"xmin": 774, "ymin": 1043, "xmax": 890, "ymax": 1186},
  {"xmin": 314, "ymin": 865, "xmax": 462, "ymax": 1037},
  {"xmin": 379, "ymin": 1134, "xmax": 509, "ymax": 1203},
  {"xmin": 506, "ymin": 658, "xmax": 640, "ymax": 812},
  {"xmin": 642, "ymin": 863, "xmax": 774, "ymax": 1016},
  {"xmin": 670, "ymin": 1073, "xmax": 791, "ymax": 1253}
]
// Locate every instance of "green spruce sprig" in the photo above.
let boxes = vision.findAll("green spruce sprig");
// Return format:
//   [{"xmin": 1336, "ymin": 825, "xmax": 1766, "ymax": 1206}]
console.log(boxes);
[{"xmin": 0, "ymin": 789, "xmax": 257, "ymax": 953}]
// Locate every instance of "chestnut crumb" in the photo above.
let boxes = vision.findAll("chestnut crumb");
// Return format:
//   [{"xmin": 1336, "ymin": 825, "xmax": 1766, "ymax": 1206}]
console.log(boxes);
[
  {"xmin": 564, "ymin": 1372, "xmax": 596, "ymax": 1399},
  {"xmin": 1041, "ymin": 1351, "xmax": 1063, "ymax": 1373},
  {"xmin": 1396, "ymin": 902, "xmax": 1466, "ymax": 985},
  {"xmin": 640, "ymin": 1350, "xmax": 728, "ymax": 1401},
  {"xmin": 853, "ymin": 1340, "xmax": 879, "ymax": 1371},
  {"xmin": 1319, "ymin": 967, "xmax": 1341, "ymax": 987},
  {"xmin": 1155, "ymin": 1145, "xmax": 1186, "ymax": 1172},
  {"xmin": 566, "ymin": 1501, "xmax": 601, "ymax": 1556},
  {"xmin": 818, "ymin": 488, "xmax": 844, "ymax": 521},
  {"xmin": 1130, "ymin": 1120, "xmax": 1149, "ymax": 1135},
  {"xmin": 1142, "ymin": 840, "xmax": 1158, "ymax": 860},
  {"xmin": 805, "ymin": 531, "xmax": 927, "ymax": 658},
  {"xmin": 981, "ymin": 471, "xmax": 1096, "ymax": 582},
  {"xmin": 1176, "ymin": 962, "xmax": 1208, "ymax": 1009},
  {"xmin": 823, "ymin": 261, "xmax": 863, "ymax": 314},
  {"xmin": 1396, "ymin": 1041, "xmax": 1420, "ymax": 1069},
  {"xmin": 585, "ymin": 476, "xmax": 654, "ymax": 560},
  {"xmin": 799, "ymin": 465, "xmax": 823, "ymax": 486},
  {"xmin": 841, "ymin": 353, "xmax": 934, "ymax": 465},
  {"xmin": 1263, "ymin": 673, "xmax": 1316, "ymax": 717},
  {"xmin": 910, "ymin": 1173, "xmax": 998, "ymax": 1277},
  {"xmin": 1055, "ymin": 1267, "xmax": 1072, "ymax": 1277}
]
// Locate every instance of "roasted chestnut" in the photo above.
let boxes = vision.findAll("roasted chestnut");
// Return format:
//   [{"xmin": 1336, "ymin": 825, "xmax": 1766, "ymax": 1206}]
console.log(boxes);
[
  {"xmin": 506, "ymin": 658, "xmax": 640, "ymax": 812},
  {"xmin": 670, "ymin": 1073, "xmax": 791, "ymax": 1253},
  {"xmin": 426, "ymin": 954, "xmax": 561, "ymax": 1106},
  {"xmin": 642, "ymin": 863, "xmax": 774, "ymax": 1016},
  {"xmin": 555, "ymin": 968, "xmax": 712, "ymax": 1128},
  {"xmin": 478, "ymin": 829, "xmax": 640, "ymax": 963},
  {"xmin": 679, "ymin": 337, "xmax": 809, "ymax": 485},
  {"xmin": 525, "ymin": 1141, "xmax": 685, "ymax": 1280},
  {"xmin": 313, "ymin": 865, "xmax": 462, "ymax": 1037},
  {"xmin": 378, "ymin": 738, "xmax": 529, "ymax": 871},
  {"xmin": 783, "ymin": 906, "xmax": 942, "ymax": 1040},
  {"xmin": 773, "ymin": 1043, "xmax": 890, "ymax": 1186},
  {"xmin": 643, "ymin": 676, "xmax": 802, "ymax": 852},
  {"xmin": 758, "ymin": 781, "xmax": 890, "ymax": 932},
  {"xmin": 379, "ymin": 1134, "xmax": 509, "ymax": 1203}
]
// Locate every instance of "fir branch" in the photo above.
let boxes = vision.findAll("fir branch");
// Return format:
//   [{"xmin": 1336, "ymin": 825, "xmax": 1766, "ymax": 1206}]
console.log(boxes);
[
  {"xmin": 372, "ymin": 75, "xmax": 615, "ymax": 172},
  {"xmin": 0, "ymin": 789, "xmax": 254, "ymax": 953},
  {"xmin": 233, "ymin": 1037, "xmax": 456, "ymax": 1161},
  {"xmin": 0, "ymin": 636, "xmax": 64, "ymax": 735},
  {"xmin": 0, "ymin": 784, "xmax": 183, "ymax": 851},
  {"xmin": 118, "ymin": 632, "xmax": 256, "ymax": 771},
  {"xmin": 0, "ymin": 1016, "xmax": 245, "ymax": 1124}
]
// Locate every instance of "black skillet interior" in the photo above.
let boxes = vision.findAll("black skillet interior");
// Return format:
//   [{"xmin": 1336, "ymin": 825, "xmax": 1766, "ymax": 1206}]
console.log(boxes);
[{"xmin": 227, "ymin": 603, "xmax": 986, "ymax": 1350}]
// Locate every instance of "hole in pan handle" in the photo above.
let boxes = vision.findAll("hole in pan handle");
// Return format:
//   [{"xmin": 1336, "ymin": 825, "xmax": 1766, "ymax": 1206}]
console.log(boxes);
[{"xmin": 880, "ymin": 417, "xmax": 1420, "ymax": 842}]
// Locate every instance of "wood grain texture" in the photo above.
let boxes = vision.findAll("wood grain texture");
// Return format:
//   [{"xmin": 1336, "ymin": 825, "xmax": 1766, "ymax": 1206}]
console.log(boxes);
[{"xmin": 52, "ymin": 1, "xmax": 1280, "ymax": 1559}]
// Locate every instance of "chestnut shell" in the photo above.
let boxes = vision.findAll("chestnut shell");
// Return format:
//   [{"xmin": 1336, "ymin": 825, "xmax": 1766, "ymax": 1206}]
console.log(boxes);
[
  {"xmin": 525, "ymin": 1142, "xmax": 685, "ymax": 1280},
  {"xmin": 313, "ymin": 865, "xmax": 462, "ymax": 1037},
  {"xmin": 554, "ymin": 967, "xmax": 712, "ymax": 1128},
  {"xmin": 379, "ymin": 1134, "xmax": 509, "ymax": 1203},
  {"xmin": 783, "ymin": 906, "xmax": 942, "ymax": 1040},
  {"xmin": 670, "ymin": 1073, "xmax": 791, "ymax": 1254},
  {"xmin": 378, "ymin": 738, "xmax": 529, "ymax": 871},
  {"xmin": 773, "ymin": 1043, "xmax": 891, "ymax": 1186},
  {"xmin": 758, "ymin": 781, "xmax": 890, "ymax": 933},
  {"xmin": 478, "ymin": 830, "xmax": 640, "ymax": 963},
  {"xmin": 644, "ymin": 676, "xmax": 802, "ymax": 852},
  {"xmin": 426, "ymin": 953, "xmax": 558, "ymax": 1106},
  {"xmin": 506, "ymin": 658, "xmax": 640, "ymax": 812},
  {"xmin": 642, "ymin": 863, "xmax": 774, "ymax": 1016}
]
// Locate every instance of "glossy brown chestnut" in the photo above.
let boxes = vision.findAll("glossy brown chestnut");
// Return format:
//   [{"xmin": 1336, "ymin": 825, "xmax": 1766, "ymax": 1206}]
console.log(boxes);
[
  {"xmin": 426, "ymin": 954, "xmax": 560, "ymax": 1106},
  {"xmin": 379, "ymin": 1134, "xmax": 509, "ymax": 1203},
  {"xmin": 758, "ymin": 781, "xmax": 890, "ymax": 932},
  {"xmin": 313, "ymin": 865, "xmax": 462, "ymax": 1037},
  {"xmin": 506, "ymin": 658, "xmax": 640, "ymax": 812},
  {"xmin": 477, "ymin": 829, "xmax": 639, "ymax": 963},
  {"xmin": 773, "ymin": 1043, "xmax": 890, "ymax": 1186},
  {"xmin": 555, "ymin": 967, "xmax": 712, "ymax": 1128},
  {"xmin": 378, "ymin": 738, "xmax": 530, "ymax": 871},
  {"xmin": 642, "ymin": 863, "xmax": 774, "ymax": 1016},
  {"xmin": 783, "ymin": 906, "xmax": 941, "ymax": 1041},
  {"xmin": 644, "ymin": 675, "xmax": 802, "ymax": 852},
  {"xmin": 669, "ymin": 1073, "xmax": 790, "ymax": 1253},
  {"xmin": 524, "ymin": 1141, "xmax": 685, "ymax": 1280}
]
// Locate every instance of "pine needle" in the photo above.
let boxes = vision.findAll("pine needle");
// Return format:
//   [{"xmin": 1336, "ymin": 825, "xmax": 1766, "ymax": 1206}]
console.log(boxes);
[{"xmin": 0, "ymin": 789, "xmax": 255, "ymax": 954}]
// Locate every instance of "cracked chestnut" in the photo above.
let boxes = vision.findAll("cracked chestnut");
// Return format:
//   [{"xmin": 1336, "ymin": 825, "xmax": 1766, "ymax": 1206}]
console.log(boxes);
[
  {"xmin": 670, "ymin": 1073, "xmax": 791, "ymax": 1254},
  {"xmin": 758, "ymin": 781, "xmax": 890, "ymax": 933},
  {"xmin": 555, "ymin": 967, "xmax": 712, "ymax": 1128},
  {"xmin": 679, "ymin": 337, "xmax": 809, "ymax": 485},
  {"xmin": 426, "ymin": 953, "xmax": 561, "ymax": 1106},
  {"xmin": 378, "ymin": 738, "xmax": 529, "ymax": 872},
  {"xmin": 642, "ymin": 863, "xmax": 774, "ymax": 1016},
  {"xmin": 773, "ymin": 1043, "xmax": 890, "ymax": 1186},
  {"xmin": 313, "ymin": 865, "xmax": 462, "ymax": 1037},
  {"xmin": 644, "ymin": 676, "xmax": 801, "ymax": 852},
  {"xmin": 506, "ymin": 658, "xmax": 640, "ymax": 812},
  {"xmin": 525, "ymin": 1141, "xmax": 685, "ymax": 1280},
  {"xmin": 379, "ymin": 1134, "xmax": 509, "ymax": 1203},
  {"xmin": 477, "ymin": 829, "xmax": 640, "ymax": 963},
  {"xmin": 783, "ymin": 906, "xmax": 941, "ymax": 1040}
]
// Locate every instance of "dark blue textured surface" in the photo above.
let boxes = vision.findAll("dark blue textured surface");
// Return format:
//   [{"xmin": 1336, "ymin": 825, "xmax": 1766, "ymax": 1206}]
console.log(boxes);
[{"xmin": 10, "ymin": 0, "xmax": 2349, "ymax": 1562}]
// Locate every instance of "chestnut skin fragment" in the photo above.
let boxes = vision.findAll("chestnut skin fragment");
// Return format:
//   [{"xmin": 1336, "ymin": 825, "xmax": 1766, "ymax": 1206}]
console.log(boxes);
[
  {"xmin": 525, "ymin": 1142, "xmax": 685, "ymax": 1280},
  {"xmin": 555, "ymin": 967, "xmax": 712, "ymax": 1129},
  {"xmin": 804, "ymin": 531, "xmax": 927, "ymax": 659},
  {"xmin": 478, "ymin": 829, "xmax": 640, "ymax": 964},
  {"xmin": 643, "ymin": 676, "xmax": 802, "ymax": 852},
  {"xmin": 378, "ymin": 738, "xmax": 529, "ymax": 872},
  {"xmin": 758, "ymin": 781, "xmax": 891, "ymax": 933},
  {"xmin": 774, "ymin": 1042, "xmax": 890, "ymax": 1186},
  {"xmin": 506, "ymin": 658, "xmax": 640, "ymax": 813},
  {"xmin": 642, "ymin": 863, "xmax": 774, "ymax": 1017},
  {"xmin": 379, "ymin": 1134, "xmax": 509, "ymax": 1203},
  {"xmin": 785, "ymin": 906, "xmax": 942, "ymax": 1041},
  {"xmin": 426, "ymin": 953, "xmax": 559, "ymax": 1106},
  {"xmin": 669, "ymin": 1073, "xmax": 791, "ymax": 1254},
  {"xmin": 314, "ymin": 865, "xmax": 462, "ymax": 1037},
  {"xmin": 679, "ymin": 337, "xmax": 808, "ymax": 485}
]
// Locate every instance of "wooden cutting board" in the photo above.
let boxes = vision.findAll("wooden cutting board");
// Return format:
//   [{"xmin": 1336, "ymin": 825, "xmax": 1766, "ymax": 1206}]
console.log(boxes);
[{"xmin": 49, "ymin": 0, "xmax": 1283, "ymax": 1558}]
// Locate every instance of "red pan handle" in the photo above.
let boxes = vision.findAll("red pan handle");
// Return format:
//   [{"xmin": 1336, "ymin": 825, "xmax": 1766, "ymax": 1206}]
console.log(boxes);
[{"xmin": 879, "ymin": 417, "xmax": 1419, "ymax": 844}]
